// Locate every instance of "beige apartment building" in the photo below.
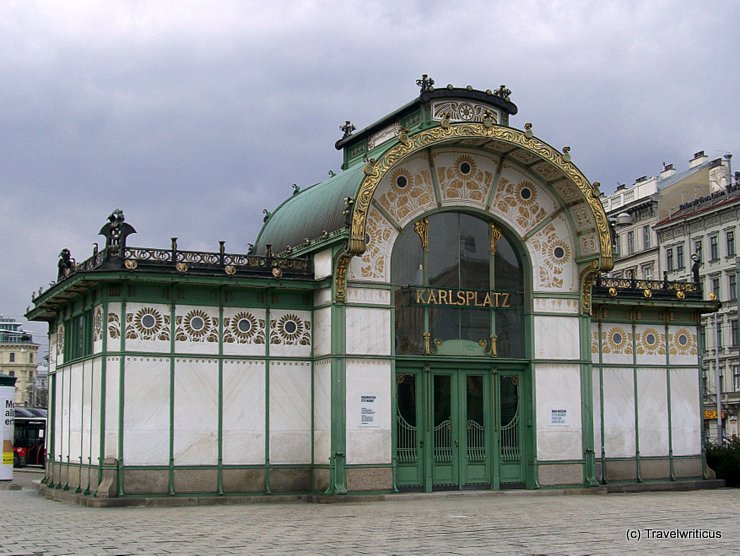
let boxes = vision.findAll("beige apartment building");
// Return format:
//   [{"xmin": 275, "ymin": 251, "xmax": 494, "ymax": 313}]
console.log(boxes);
[{"xmin": 0, "ymin": 316, "xmax": 40, "ymax": 406}]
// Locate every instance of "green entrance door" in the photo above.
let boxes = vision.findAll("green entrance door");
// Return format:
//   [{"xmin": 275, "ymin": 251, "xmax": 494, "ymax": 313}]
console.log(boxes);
[{"xmin": 396, "ymin": 368, "xmax": 525, "ymax": 491}]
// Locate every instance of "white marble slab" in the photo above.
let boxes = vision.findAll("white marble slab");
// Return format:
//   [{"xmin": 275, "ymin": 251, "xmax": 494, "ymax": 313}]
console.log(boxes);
[
  {"xmin": 592, "ymin": 367, "xmax": 602, "ymax": 453},
  {"xmin": 122, "ymin": 302, "xmax": 171, "ymax": 354},
  {"xmin": 534, "ymin": 316, "xmax": 581, "ymax": 360},
  {"xmin": 174, "ymin": 305, "xmax": 220, "ymax": 355},
  {"xmin": 268, "ymin": 309, "xmax": 312, "ymax": 358},
  {"xmin": 670, "ymin": 368, "xmax": 702, "ymax": 456},
  {"xmin": 68, "ymin": 364, "xmax": 83, "ymax": 463},
  {"xmin": 314, "ymin": 287, "xmax": 332, "ymax": 307},
  {"xmin": 637, "ymin": 368, "xmax": 669, "ymax": 457},
  {"xmin": 314, "ymin": 248, "xmax": 333, "ymax": 280},
  {"xmin": 89, "ymin": 359, "xmax": 101, "ymax": 466},
  {"xmin": 122, "ymin": 357, "xmax": 170, "ymax": 465},
  {"xmin": 346, "ymin": 307, "xmax": 391, "ymax": 356},
  {"xmin": 313, "ymin": 360, "xmax": 332, "ymax": 465},
  {"xmin": 222, "ymin": 307, "xmax": 267, "ymax": 357},
  {"xmin": 602, "ymin": 368, "xmax": 636, "ymax": 458},
  {"xmin": 535, "ymin": 364, "xmax": 583, "ymax": 461},
  {"xmin": 269, "ymin": 361, "xmax": 312, "ymax": 465},
  {"xmin": 313, "ymin": 308, "xmax": 331, "ymax": 357},
  {"xmin": 173, "ymin": 359, "xmax": 218, "ymax": 465},
  {"xmin": 104, "ymin": 357, "xmax": 120, "ymax": 459},
  {"xmin": 347, "ymin": 287, "xmax": 391, "ymax": 305},
  {"xmin": 222, "ymin": 360, "xmax": 265, "ymax": 465}
]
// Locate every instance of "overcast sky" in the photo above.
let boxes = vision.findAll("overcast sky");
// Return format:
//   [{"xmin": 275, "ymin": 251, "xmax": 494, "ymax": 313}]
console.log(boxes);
[{"xmin": 1, "ymin": 0, "xmax": 738, "ymax": 344}]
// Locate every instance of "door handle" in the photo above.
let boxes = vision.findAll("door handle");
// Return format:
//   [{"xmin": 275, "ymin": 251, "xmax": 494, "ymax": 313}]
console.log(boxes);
[{"xmin": 454, "ymin": 440, "xmax": 458, "ymax": 447}]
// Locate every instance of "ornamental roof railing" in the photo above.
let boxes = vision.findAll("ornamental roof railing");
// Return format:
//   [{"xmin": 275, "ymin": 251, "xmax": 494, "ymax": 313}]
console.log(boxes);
[{"xmin": 593, "ymin": 273, "xmax": 702, "ymax": 301}]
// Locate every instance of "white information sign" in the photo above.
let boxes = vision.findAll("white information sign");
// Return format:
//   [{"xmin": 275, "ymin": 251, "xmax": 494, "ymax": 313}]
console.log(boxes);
[
  {"xmin": 550, "ymin": 408, "xmax": 568, "ymax": 426},
  {"xmin": 359, "ymin": 394, "xmax": 379, "ymax": 428}
]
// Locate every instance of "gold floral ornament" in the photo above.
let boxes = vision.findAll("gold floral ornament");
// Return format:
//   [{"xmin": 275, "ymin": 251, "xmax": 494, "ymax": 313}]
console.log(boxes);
[
  {"xmin": 637, "ymin": 328, "xmax": 665, "ymax": 355},
  {"xmin": 131, "ymin": 307, "xmax": 167, "ymax": 340},
  {"xmin": 124, "ymin": 259, "xmax": 138, "ymax": 270},
  {"xmin": 271, "ymin": 313, "xmax": 311, "ymax": 346}
]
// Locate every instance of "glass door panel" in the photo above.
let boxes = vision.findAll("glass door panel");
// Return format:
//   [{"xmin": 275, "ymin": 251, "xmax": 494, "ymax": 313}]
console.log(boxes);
[
  {"xmin": 431, "ymin": 374, "xmax": 456, "ymax": 488},
  {"xmin": 498, "ymin": 373, "xmax": 525, "ymax": 487}
]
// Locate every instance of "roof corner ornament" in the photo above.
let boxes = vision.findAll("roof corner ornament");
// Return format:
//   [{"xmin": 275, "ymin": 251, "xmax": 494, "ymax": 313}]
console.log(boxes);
[
  {"xmin": 99, "ymin": 209, "xmax": 136, "ymax": 261},
  {"xmin": 562, "ymin": 146, "xmax": 572, "ymax": 162},
  {"xmin": 292, "ymin": 184, "xmax": 301, "ymax": 196},
  {"xmin": 340, "ymin": 121, "xmax": 356, "ymax": 139},
  {"xmin": 494, "ymin": 85, "xmax": 511, "ymax": 101},
  {"xmin": 57, "ymin": 248, "xmax": 75, "ymax": 280},
  {"xmin": 416, "ymin": 74, "xmax": 435, "ymax": 93},
  {"xmin": 343, "ymin": 196, "xmax": 354, "ymax": 227},
  {"xmin": 524, "ymin": 122, "xmax": 533, "ymax": 138},
  {"xmin": 262, "ymin": 209, "xmax": 271, "ymax": 222}
]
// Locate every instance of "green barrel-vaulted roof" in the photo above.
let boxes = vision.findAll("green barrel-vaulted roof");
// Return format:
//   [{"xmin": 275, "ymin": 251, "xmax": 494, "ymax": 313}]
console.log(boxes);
[{"xmin": 253, "ymin": 162, "xmax": 366, "ymax": 255}]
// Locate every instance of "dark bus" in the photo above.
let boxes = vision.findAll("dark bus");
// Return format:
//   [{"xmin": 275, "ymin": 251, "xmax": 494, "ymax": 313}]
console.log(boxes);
[{"xmin": 13, "ymin": 407, "xmax": 47, "ymax": 467}]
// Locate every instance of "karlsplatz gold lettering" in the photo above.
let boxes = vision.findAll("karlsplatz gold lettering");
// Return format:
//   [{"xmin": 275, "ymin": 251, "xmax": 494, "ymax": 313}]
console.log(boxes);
[{"xmin": 411, "ymin": 288, "xmax": 514, "ymax": 308}]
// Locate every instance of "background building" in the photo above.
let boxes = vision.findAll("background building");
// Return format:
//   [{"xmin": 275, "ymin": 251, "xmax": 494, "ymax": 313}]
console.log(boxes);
[
  {"xmin": 0, "ymin": 316, "xmax": 40, "ymax": 406},
  {"xmin": 656, "ymin": 168, "xmax": 740, "ymax": 439}
]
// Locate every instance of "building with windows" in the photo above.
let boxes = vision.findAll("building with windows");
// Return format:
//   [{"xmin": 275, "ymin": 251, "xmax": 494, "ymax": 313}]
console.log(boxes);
[
  {"xmin": 0, "ymin": 316, "xmax": 39, "ymax": 406},
  {"xmin": 27, "ymin": 79, "xmax": 716, "ymax": 503},
  {"xmin": 656, "ymin": 175, "xmax": 740, "ymax": 439},
  {"xmin": 602, "ymin": 152, "xmax": 731, "ymax": 281}
]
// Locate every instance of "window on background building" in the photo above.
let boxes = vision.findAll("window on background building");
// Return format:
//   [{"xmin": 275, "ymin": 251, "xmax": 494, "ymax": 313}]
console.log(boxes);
[
  {"xmin": 727, "ymin": 230, "xmax": 735, "ymax": 257},
  {"xmin": 712, "ymin": 277, "xmax": 721, "ymax": 299},
  {"xmin": 642, "ymin": 225, "xmax": 651, "ymax": 249},
  {"xmin": 716, "ymin": 319, "xmax": 723, "ymax": 348},
  {"xmin": 695, "ymin": 239, "xmax": 703, "ymax": 259},
  {"xmin": 627, "ymin": 230, "xmax": 635, "ymax": 255},
  {"xmin": 642, "ymin": 264, "xmax": 654, "ymax": 280},
  {"xmin": 730, "ymin": 274, "xmax": 737, "ymax": 300},
  {"xmin": 732, "ymin": 320, "xmax": 738, "ymax": 347},
  {"xmin": 9, "ymin": 353, "xmax": 14, "ymax": 362},
  {"xmin": 667, "ymin": 248, "xmax": 674, "ymax": 271},
  {"xmin": 734, "ymin": 366, "xmax": 740, "ymax": 391},
  {"xmin": 710, "ymin": 235, "xmax": 719, "ymax": 260},
  {"xmin": 700, "ymin": 325, "xmax": 707, "ymax": 349},
  {"xmin": 8, "ymin": 370, "xmax": 14, "ymax": 377},
  {"xmin": 29, "ymin": 353, "xmax": 33, "ymax": 363},
  {"xmin": 677, "ymin": 244, "xmax": 684, "ymax": 268}
]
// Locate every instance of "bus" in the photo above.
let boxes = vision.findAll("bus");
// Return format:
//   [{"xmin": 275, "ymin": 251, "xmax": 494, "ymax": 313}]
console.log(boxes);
[{"xmin": 13, "ymin": 407, "xmax": 47, "ymax": 467}]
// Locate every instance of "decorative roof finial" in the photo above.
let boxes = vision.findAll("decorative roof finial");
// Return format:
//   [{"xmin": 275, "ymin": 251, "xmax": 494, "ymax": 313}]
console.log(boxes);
[
  {"xmin": 340, "ymin": 121, "xmax": 356, "ymax": 139},
  {"xmin": 494, "ymin": 85, "xmax": 511, "ymax": 101},
  {"xmin": 416, "ymin": 74, "xmax": 435, "ymax": 93}
]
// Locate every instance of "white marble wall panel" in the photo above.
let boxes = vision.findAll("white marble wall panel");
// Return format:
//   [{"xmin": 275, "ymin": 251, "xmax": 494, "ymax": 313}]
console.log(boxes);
[
  {"xmin": 670, "ymin": 368, "xmax": 702, "ymax": 456},
  {"xmin": 55, "ymin": 368, "xmax": 66, "ymax": 461},
  {"xmin": 222, "ymin": 360, "xmax": 265, "ymax": 465},
  {"xmin": 375, "ymin": 152, "xmax": 436, "ymax": 229},
  {"xmin": 313, "ymin": 360, "xmax": 332, "ymax": 465},
  {"xmin": 346, "ymin": 359, "xmax": 392, "ymax": 465},
  {"xmin": 174, "ymin": 359, "xmax": 218, "ymax": 465},
  {"xmin": 346, "ymin": 307, "xmax": 391, "ymax": 356},
  {"xmin": 120, "ymin": 302, "xmax": 171, "ymax": 354},
  {"xmin": 433, "ymin": 149, "xmax": 498, "ymax": 210},
  {"xmin": 81, "ymin": 360, "xmax": 93, "ymax": 465},
  {"xmin": 637, "ymin": 369, "xmax": 669, "ymax": 457},
  {"xmin": 596, "ymin": 324, "xmax": 634, "ymax": 366},
  {"xmin": 270, "ymin": 361, "xmax": 311, "ymax": 464},
  {"xmin": 269, "ymin": 309, "xmax": 312, "ymax": 358},
  {"xmin": 490, "ymin": 163, "xmax": 559, "ymax": 237},
  {"xmin": 592, "ymin": 367, "xmax": 602, "ymax": 453},
  {"xmin": 314, "ymin": 287, "xmax": 332, "ymax": 307},
  {"xmin": 68, "ymin": 364, "xmax": 83, "ymax": 464},
  {"xmin": 602, "ymin": 368, "xmax": 636, "ymax": 458},
  {"xmin": 533, "ymin": 298, "xmax": 579, "ymax": 314},
  {"xmin": 49, "ymin": 331, "xmax": 57, "ymax": 374},
  {"xmin": 349, "ymin": 206, "xmax": 398, "ymax": 282},
  {"xmin": 90, "ymin": 359, "xmax": 101, "ymax": 466},
  {"xmin": 222, "ymin": 307, "xmax": 267, "ymax": 357},
  {"xmin": 55, "ymin": 324, "xmax": 64, "ymax": 366},
  {"xmin": 104, "ymin": 357, "xmax": 120, "ymax": 459},
  {"xmin": 535, "ymin": 365, "xmax": 583, "ymax": 460},
  {"xmin": 534, "ymin": 316, "xmax": 580, "ymax": 360},
  {"xmin": 527, "ymin": 215, "xmax": 577, "ymax": 292},
  {"xmin": 347, "ymin": 287, "xmax": 392, "ymax": 305},
  {"xmin": 174, "ymin": 305, "xmax": 220, "ymax": 355},
  {"xmin": 667, "ymin": 326, "xmax": 700, "ymax": 365},
  {"xmin": 314, "ymin": 249, "xmax": 333, "ymax": 280},
  {"xmin": 122, "ymin": 357, "xmax": 169, "ymax": 465},
  {"xmin": 313, "ymin": 308, "xmax": 331, "ymax": 358},
  {"xmin": 634, "ymin": 324, "xmax": 667, "ymax": 366}
]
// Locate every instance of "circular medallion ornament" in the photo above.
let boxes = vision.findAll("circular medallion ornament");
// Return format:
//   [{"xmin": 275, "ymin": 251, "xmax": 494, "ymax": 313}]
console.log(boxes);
[
  {"xmin": 390, "ymin": 168, "xmax": 411, "ymax": 190},
  {"xmin": 225, "ymin": 265, "xmax": 236, "ymax": 276},
  {"xmin": 643, "ymin": 289, "xmax": 652, "ymax": 298},
  {"xmin": 134, "ymin": 307, "xmax": 164, "ymax": 338},
  {"xmin": 608, "ymin": 287, "xmax": 618, "ymax": 297},
  {"xmin": 454, "ymin": 155, "xmax": 476, "ymax": 179},
  {"xmin": 678, "ymin": 334, "xmax": 689, "ymax": 346},
  {"xmin": 230, "ymin": 312, "xmax": 258, "ymax": 341},
  {"xmin": 184, "ymin": 309, "xmax": 210, "ymax": 339},
  {"xmin": 676, "ymin": 290, "xmax": 685, "ymax": 300},
  {"xmin": 277, "ymin": 313, "xmax": 303, "ymax": 342},
  {"xmin": 176, "ymin": 262, "xmax": 188, "ymax": 273},
  {"xmin": 124, "ymin": 259, "xmax": 138, "ymax": 270}
]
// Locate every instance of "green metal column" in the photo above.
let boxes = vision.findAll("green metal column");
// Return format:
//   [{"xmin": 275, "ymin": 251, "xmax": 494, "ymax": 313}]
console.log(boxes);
[
  {"xmin": 327, "ymin": 298, "xmax": 347, "ymax": 494},
  {"xmin": 579, "ymin": 313, "xmax": 598, "ymax": 487}
]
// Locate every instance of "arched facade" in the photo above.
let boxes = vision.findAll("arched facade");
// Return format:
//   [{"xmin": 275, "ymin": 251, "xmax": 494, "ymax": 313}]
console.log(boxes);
[{"xmin": 28, "ymin": 82, "xmax": 714, "ymax": 503}]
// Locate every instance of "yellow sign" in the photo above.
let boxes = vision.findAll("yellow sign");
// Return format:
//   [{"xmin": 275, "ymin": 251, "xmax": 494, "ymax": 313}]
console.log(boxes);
[
  {"xmin": 2, "ymin": 451, "xmax": 12, "ymax": 465},
  {"xmin": 704, "ymin": 409, "xmax": 726, "ymax": 420},
  {"xmin": 413, "ymin": 288, "xmax": 512, "ymax": 308}
]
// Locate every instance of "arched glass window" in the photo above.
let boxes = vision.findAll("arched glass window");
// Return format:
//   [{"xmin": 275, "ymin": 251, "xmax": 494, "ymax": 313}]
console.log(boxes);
[{"xmin": 392, "ymin": 212, "xmax": 524, "ymax": 358}]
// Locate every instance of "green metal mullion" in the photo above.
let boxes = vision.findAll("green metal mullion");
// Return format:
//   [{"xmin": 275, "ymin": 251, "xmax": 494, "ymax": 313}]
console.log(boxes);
[
  {"xmin": 97, "ymin": 296, "xmax": 109, "ymax": 490},
  {"xmin": 327, "ymin": 300, "xmax": 347, "ymax": 494},
  {"xmin": 664, "ymin": 317, "xmax": 675, "ymax": 481},
  {"xmin": 168, "ymin": 287, "xmax": 176, "ymax": 496},
  {"xmin": 525, "ymin": 308, "xmax": 539, "ymax": 489},
  {"xmin": 117, "ymin": 295, "xmax": 126, "ymax": 496},
  {"xmin": 264, "ymin": 289, "xmax": 272, "ymax": 494},
  {"xmin": 598, "ymin": 319, "xmax": 607, "ymax": 484},
  {"xmin": 423, "ymin": 365, "xmax": 432, "ymax": 492},
  {"xmin": 632, "ymin": 316, "xmax": 641, "ymax": 482},
  {"xmin": 217, "ymin": 287, "xmax": 224, "ymax": 495},
  {"xmin": 579, "ymin": 314, "xmax": 598, "ymax": 487}
]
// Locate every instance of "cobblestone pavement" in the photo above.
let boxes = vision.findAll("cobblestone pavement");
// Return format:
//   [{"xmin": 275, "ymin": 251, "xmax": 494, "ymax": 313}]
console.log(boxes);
[{"xmin": 0, "ymin": 486, "xmax": 737, "ymax": 555}]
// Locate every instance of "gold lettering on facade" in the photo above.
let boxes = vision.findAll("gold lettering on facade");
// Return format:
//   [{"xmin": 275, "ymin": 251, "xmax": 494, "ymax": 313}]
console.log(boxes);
[{"xmin": 411, "ymin": 288, "xmax": 514, "ymax": 308}]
